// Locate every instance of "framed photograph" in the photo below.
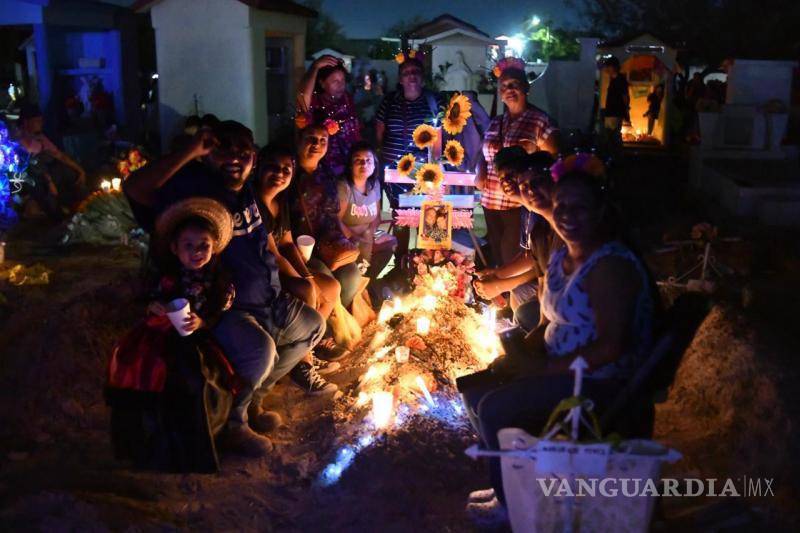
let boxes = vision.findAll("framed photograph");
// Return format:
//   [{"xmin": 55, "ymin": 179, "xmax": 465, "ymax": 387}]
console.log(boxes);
[{"xmin": 417, "ymin": 200, "xmax": 453, "ymax": 250}]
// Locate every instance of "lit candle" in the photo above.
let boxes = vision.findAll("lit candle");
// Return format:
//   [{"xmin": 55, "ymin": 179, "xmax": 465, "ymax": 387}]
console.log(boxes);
[
  {"xmin": 421, "ymin": 294, "xmax": 437, "ymax": 311},
  {"xmin": 416, "ymin": 316, "xmax": 431, "ymax": 335},
  {"xmin": 371, "ymin": 391, "xmax": 394, "ymax": 429},
  {"xmin": 378, "ymin": 300, "xmax": 394, "ymax": 323},
  {"xmin": 395, "ymin": 346, "xmax": 410, "ymax": 363},
  {"xmin": 415, "ymin": 375, "xmax": 436, "ymax": 407},
  {"xmin": 100, "ymin": 180, "xmax": 111, "ymax": 192},
  {"xmin": 111, "ymin": 177, "xmax": 122, "ymax": 191},
  {"xmin": 432, "ymin": 278, "xmax": 446, "ymax": 294}
]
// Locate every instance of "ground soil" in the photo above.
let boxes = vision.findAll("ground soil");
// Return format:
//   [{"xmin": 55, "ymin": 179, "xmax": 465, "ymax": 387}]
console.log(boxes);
[{"xmin": 1, "ymin": 152, "xmax": 799, "ymax": 532}]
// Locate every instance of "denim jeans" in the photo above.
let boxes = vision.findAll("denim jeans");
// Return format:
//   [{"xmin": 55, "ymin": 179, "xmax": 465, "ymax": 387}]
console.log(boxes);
[
  {"xmin": 213, "ymin": 292, "xmax": 325, "ymax": 427},
  {"xmin": 461, "ymin": 373, "xmax": 621, "ymax": 505},
  {"xmin": 307, "ymin": 258, "xmax": 362, "ymax": 308},
  {"xmin": 510, "ymin": 285, "xmax": 540, "ymax": 332}
]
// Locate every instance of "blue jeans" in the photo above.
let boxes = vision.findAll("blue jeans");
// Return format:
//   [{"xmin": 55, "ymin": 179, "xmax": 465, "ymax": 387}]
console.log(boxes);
[
  {"xmin": 510, "ymin": 285, "xmax": 540, "ymax": 332},
  {"xmin": 307, "ymin": 258, "xmax": 362, "ymax": 308},
  {"xmin": 213, "ymin": 292, "xmax": 325, "ymax": 427},
  {"xmin": 461, "ymin": 373, "xmax": 620, "ymax": 505}
]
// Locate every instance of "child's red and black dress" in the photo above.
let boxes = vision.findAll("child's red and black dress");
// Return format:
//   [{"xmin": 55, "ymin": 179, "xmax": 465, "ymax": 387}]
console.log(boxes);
[{"xmin": 105, "ymin": 263, "xmax": 241, "ymax": 473}]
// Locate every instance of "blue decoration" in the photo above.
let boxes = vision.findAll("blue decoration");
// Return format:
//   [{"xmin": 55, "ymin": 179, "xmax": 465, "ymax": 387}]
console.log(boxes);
[{"xmin": 0, "ymin": 120, "xmax": 29, "ymax": 231}]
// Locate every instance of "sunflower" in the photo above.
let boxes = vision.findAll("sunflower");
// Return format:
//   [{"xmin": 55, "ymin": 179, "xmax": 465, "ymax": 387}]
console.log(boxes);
[
  {"xmin": 415, "ymin": 163, "xmax": 444, "ymax": 192},
  {"xmin": 412, "ymin": 124, "xmax": 439, "ymax": 149},
  {"xmin": 397, "ymin": 154, "xmax": 416, "ymax": 176},
  {"xmin": 442, "ymin": 93, "xmax": 472, "ymax": 135},
  {"xmin": 444, "ymin": 140, "xmax": 465, "ymax": 167}
]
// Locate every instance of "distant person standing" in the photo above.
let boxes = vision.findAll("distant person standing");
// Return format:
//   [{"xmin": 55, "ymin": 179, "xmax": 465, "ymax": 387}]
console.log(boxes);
[
  {"xmin": 16, "ymin": 103, "xmax": 88, "ymax": 221},
  {"xmin": 644, "ymin": 84, "xmax": 664, "ymax": 135},
  {"xmin": 375, "ymin": 51, "xmax": 443, "ymax": 262},
  {"xmin": 602, "ymin": 57, "xmax": 629, "ymax": 151}
]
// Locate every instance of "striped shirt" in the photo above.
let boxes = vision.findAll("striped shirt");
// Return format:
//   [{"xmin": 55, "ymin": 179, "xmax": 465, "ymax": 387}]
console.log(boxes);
[
  {"xmin": 376, "ymin": 89, "xmax": 443, "ymax": 166},
  {"xmin": 481, "ymin": 106, "xmax": 558, "ymax": 211}
]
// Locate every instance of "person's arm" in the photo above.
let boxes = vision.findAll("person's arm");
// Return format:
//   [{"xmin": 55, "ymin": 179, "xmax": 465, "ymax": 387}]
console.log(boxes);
[
  {"xmin": 474, "ymin": 153, "xmax": 487, "ymax": 190},
  {"xmin": 123, "ymin": 130, "xmax": 216, "ymax": 207},
  {"xmin": 474, "ymin": 268, "xmax": 538, "ymax": 300},
  {"xmin": 336, "ymin": 185, "xmax": 355, "ymax": 239},
  {"xmin": 42, "ymin": 138, "xmax": 86, "ymax": 183},
  {"xmin": 276, "ymin": 230, "xmax": 314, "ymax": 279},
  {"xmin": 297, "ymin": 55, "xmax": 339, "ymax": 112},
  {"xmin": 540, "ymin": 256, "xmax": 640, "ymax": 376},
  {"xmin": 375, "ymin": 120, "xmax": 386, "ymax": 147},
  {"xmin": 267, "ymin": 232, "xmax": 302, "ymax": 278}
]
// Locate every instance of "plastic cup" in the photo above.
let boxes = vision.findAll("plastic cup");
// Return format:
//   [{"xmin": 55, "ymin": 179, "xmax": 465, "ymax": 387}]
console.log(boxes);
[
  {"xmin": 395, "ymin": 346, "xmax": 410, "ymax": 363},
  {"xmin": 165, "ymin": 298, "xmax": 192, "ymax": 336},
  {"xmin": 296, "ymin": 235, "xmax": 315, "ymax": 262}
]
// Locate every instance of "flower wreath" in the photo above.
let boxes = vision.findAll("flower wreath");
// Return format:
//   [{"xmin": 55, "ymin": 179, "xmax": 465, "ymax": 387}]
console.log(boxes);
[
  {"xmin": 395, "ymin": 49, "xmax": 426, "ymax": 65},
  {"xmin": 491, "ymin": 56, "xmax": 527, "ymax": 78}
]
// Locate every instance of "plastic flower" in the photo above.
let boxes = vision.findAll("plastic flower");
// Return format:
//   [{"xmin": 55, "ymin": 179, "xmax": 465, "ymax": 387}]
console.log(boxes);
[
  {"xmin": 294, "ymin": 113, "xmax": 310, "ymax": 129},
  {"xmin": 323, "ymin": 118, "xmax": 340, "ymax": 136},
  {"xmin": 408, "ymin": 50, "xmax": 416, "ymax": 59},
  {"xmin": 117, "ymin": 160, "xmax": 130, "ymax": 177},
  {"xmin": 444, "ymin": 140, "xmax": 465, "ymax": 167},
  {"xmin": 442, "ymin": 93, "xmax": 472, "ymax": 135},
  {"xmin": 397, "ymin": 154, "xmax": 416, "ymax": 176},
  {"xmin": 415, "ymin": 163, "xmax": 444, "ymax": 192},
  {"xmin": 412, "ymin": 124, "xmax": 438, "ymax": 149},
  {"xmin": 395, "ymin": 52, "xmax": 406, "ymax": 64},
  {"xmin": 492, "ymin": 66, "xmax": 502, "ymax": 78},
  {"xmin": 128, "ymin": 149, "xmax": 142, "ymax": 165}
]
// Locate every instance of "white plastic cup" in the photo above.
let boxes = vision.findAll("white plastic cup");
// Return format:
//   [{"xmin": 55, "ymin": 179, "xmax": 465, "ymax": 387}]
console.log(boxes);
[
  {"xmin": 165, "ymin": 298, "xmax": 192, "ymax": 336},
  {"xmin": 297, "ymin": 235, "xmax": 316, "ymax": 262},
  {"xmin": 395, "ymin": 346, "xmax": 410, "ymax": 364}
]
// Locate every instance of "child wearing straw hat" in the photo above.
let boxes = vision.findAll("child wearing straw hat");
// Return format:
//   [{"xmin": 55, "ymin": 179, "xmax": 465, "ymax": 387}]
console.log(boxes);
[
  {"xmin": 107, "ymin": 197, "xmax": 242, "ymax": 472},
  {"xmin": 149, "ymin": 196, "xmax": 236, "ymax": 331}
]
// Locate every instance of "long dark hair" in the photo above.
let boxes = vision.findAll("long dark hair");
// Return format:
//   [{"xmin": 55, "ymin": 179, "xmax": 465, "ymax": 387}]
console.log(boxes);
[
  {"xmin": 345, "ymin": 141, "xmax": 379, "ymax": 193},
  {"xmin": 256, "ymin": 143, "xmax": 296, "ymax": 190},
  {"xmin": 315, "ymin": 63, "xmax": 348, "ymax": 94}
]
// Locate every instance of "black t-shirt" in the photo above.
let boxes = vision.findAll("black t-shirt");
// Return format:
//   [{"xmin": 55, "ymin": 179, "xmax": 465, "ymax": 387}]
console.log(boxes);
[
  {"xmin": 605, "ymin": 76, "xmax": 630, "ymax": 118},
  {"xmin": 129, "ymin": 162, "xmax": 281, "ymax": 311}
]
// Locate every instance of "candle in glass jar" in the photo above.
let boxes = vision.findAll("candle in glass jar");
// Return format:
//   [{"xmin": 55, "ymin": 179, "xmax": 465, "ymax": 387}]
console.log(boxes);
[
  {"xmin": 111, "ymin": 177, "xmax": 122, "ymax": 191},
  {"xmin": 100, "ymin": 180, "xmax": 111, "ymax": 192},
  {"xmin": 416, "ymin": 316, "xmax": 431, "ymax": 335},
  {"xmin": 394, "ymin": 346, "xmax": 410, "ymax": 363}
]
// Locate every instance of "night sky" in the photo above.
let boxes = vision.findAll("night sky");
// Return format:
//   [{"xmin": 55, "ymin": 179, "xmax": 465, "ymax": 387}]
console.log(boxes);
[{"xmin": 323, "ymin": 0, "xmax": 580, "ymax": 38}]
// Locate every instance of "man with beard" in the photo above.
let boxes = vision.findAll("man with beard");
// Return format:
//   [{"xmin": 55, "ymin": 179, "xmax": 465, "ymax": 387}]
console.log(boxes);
[{"xmin": 124, "ymin": 121, "xmax": 325, "ymax": 457}]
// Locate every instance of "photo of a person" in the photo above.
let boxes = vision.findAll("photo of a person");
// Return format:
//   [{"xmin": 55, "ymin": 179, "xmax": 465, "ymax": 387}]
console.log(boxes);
[{"xmin": 418, "ymin": 201, "xmax": 452, "ymax": 250}]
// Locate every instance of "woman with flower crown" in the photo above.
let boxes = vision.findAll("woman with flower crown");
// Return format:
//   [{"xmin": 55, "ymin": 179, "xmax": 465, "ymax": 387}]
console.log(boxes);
[
  {"xmin": 298, "ymin": 55, "xmax": 362, "ymax": 176},
  {"xmin": 475, "ymin": 57, "xmax": 560, "ymax": 269}
]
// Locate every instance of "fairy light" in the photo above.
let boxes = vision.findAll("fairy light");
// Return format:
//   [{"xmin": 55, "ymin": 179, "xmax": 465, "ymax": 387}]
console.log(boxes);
[{"xmin": 421, "ymin": 294, "xmax": 437, "ymax": 311}]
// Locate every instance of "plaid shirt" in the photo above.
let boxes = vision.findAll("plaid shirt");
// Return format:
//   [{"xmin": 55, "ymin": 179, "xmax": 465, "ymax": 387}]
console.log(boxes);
[{"xmin": 481, "ymin": 106, "xmax": 558, "ymax": 211}]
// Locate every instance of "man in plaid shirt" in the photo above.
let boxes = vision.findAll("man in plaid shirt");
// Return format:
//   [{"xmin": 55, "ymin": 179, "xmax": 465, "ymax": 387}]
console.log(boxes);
[{"xmin": 477, "ymin": 61, "xmax": 559, "ymax": 267}]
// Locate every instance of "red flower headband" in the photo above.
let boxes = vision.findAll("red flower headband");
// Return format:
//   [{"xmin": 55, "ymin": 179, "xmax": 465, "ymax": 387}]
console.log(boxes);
[
  {"xmin": 294, "ymin": 114, "xmax": 341, "ymax": 136},
  {"xmin": 492, "ymin": 56, "xmax": 527, "ymax": 78}
]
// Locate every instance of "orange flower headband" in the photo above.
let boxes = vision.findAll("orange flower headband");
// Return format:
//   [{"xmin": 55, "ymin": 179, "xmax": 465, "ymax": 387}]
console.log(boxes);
[
  {"xmin": 395, "ymin": 49, "xmax": 426, "ymax": 65},
  {"xmin": 492, "ymin": 56, "xmax": 527, "ymax": 78}
]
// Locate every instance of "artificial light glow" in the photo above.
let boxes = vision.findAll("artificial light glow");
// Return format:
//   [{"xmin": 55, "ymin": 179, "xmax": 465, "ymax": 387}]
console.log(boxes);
[
  {"xmin": 531, "ymin": 15, "xmax": 541, "ymax": 27},
  {"xmin": 100, "ymin": 180, "xmax": 111, "ymax": 192},
  {"xmin": 111, "ymin": 177, "xmax": 122, "ymax": 191},
  {"xmin": 371, "ymin": 391, "xmax": 394, "ymax": 429},
  {"xmin": 416, "ymin": 316, "xmax": 431, "ymax": 335},
  {"xmin": 416, "ymin": 376, "xmax": 436, "ymax": 407},
  {"xmin": 421, "ymin": 294, "xmax": 437, "ymax": 311},
  {"xmin": 506, "ymin": 34, "xmax": 527, "ymax": 58}
]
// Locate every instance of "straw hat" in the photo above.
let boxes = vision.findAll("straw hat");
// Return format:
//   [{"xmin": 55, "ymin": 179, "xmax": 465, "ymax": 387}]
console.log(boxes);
[{"xmin": 155, "ymin": 197, "xmax": 234, "ymax": 254}]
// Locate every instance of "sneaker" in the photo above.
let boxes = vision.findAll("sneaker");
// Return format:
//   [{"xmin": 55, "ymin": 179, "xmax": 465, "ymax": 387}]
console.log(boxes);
[
  {"xmin": 314, "ymin": 337, "xmax": 350, "ymax": 362},
  {"xmin": 290, "ymin": 362, "xmax": 338, "ymax": 395},
  {"xmin": 220, "ymin": 425, "xmax": 273, "ymax": 458},
  {"xmin": 311, "ymin": 355, "xmax": 341, "ymax": 375},
  {"xmin": 468, "ymin": 488, "xmax": 496, "ymax": 503},
  {"xmin": 466, "ymin": 496, "xmax": 508, "ymax": 528},
  {"xmin": 247, "ymin": 405, "xmax": 283, "ymax": 434}
]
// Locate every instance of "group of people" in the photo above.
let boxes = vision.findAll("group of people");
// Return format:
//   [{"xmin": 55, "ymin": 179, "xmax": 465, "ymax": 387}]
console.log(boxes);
[{"xmin": 101, "ymin": 50, "xmax": 656, "ymax": 526}]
